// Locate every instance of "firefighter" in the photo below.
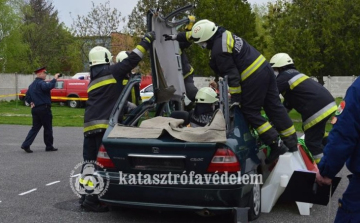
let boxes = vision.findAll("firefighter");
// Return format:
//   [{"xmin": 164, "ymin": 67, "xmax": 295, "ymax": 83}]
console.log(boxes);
[
  {"xmin": 270, "ymin": 53, "xmax": 337, "ymax": 163},
  {"xmin": 164, "ymin": 20, "xmax": 298, "ymax": 164},
  {"xmin": 116, "ymin": 51, "xmax": 142, "ymax": 106},
  {"xmin": 316, "ymin": 77, "xmax": 360, "ymax": 222},
  {"xmin": 189, "ymin": 87, "xmax": 219, "ymax": 127},
  {"xmin": 80, "ymin": 31, "xmax": 155, "ymax": 212}
]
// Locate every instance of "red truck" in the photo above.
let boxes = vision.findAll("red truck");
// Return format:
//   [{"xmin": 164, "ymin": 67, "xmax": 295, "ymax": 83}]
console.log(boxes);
[{"xmin": 19, "ymin": 79, "xmax": 90, "ymax": 108}]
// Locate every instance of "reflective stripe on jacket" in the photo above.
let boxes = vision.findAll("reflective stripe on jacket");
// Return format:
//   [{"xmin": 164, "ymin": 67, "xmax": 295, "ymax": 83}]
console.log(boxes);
[{"xmin": 276, "ymin": 69, "xmax": 336, "ymax": 130}]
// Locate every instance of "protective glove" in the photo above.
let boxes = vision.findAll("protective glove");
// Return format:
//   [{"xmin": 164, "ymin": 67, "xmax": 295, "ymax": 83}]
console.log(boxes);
[
  {"xmin": 143, "ymin": 31, "xmax": 156, "ymax": 43},
  {"xmin": 163, "ymin": 34, "xmax": 177, "ymax": 41},
  {"xmin": 230, "ymin": 93, "xmax": 241, "ymax": 104},
  {"xmin": 185, "ymin": 15, "xmax": 196, "ymax": 31}
]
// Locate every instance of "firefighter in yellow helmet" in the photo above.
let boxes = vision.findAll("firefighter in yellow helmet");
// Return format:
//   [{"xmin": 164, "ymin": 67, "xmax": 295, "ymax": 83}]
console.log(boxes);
[
  {"xmin": 164, "ymin": 20, "xmax": 298, "ymax": 164},
  {"xmin": 270, "ymin": 53, "xmax": 337, "ymax": 163}
]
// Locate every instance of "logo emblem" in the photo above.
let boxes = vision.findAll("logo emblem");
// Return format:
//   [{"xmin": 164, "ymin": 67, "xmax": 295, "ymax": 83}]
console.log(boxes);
[
  {"xmin": 193, "ymin": 26, "xmax": 201, "ymax": 33},
  {"xmin": 152, "ymin": 147, "xmax": 160, "ymax": 153},
  {"xmin": 69, "ymin": 161, "xmax": 110, "ymax": 198}
]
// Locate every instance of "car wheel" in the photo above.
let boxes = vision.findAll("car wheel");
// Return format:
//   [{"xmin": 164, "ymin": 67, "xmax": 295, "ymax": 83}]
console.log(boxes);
[
  {"xmin": 248, "ymin": 178, "xmax": 261, "ymax": 221},
  {"xmin": 67, "ymin": 98, "xmax": 79, "ymax": 108}
]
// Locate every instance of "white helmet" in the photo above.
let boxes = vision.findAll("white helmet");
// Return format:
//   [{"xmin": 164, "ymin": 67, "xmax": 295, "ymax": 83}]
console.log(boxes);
[
  {"xmin": 89, "ymin": 46, "xmax": 112, "ymax": 67},
  {"xmin": 191, "ymin": 19, "xmax": 218, "ymax": 43},
  {"xmin": 116, "ymin": 51, "xmax": 128, "ymax": 63},
  {"xmin": 195, "ymin": 87, "xmax": 219, "ymax": 104},
  {"xmin": 270, "ymin": 53, "xmax": 294, "ymax": 68}
]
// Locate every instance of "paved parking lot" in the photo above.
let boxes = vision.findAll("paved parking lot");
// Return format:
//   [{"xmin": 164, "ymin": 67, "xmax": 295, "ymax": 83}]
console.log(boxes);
[{"xmin": 0, "ymin": 125, "xmax": 349, "ymax": 223}]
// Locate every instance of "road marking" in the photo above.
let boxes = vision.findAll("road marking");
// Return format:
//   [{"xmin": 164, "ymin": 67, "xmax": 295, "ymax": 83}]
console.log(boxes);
[
  {"xmin": 71, "ymin": 174, "xmax": 80, "ymax": 178},
  {"xmin": 46, "ymin": 181, "xmax": 60, "ymax": 186},
  {"xmin": 19, "ymin": 188, "xmax": 37, "ymax": 196}
]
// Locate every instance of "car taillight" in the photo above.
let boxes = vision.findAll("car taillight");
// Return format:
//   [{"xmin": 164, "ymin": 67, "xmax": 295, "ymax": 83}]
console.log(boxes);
[
  {"xmin": 96, "ymin": 145, "xmax": 115, "ymax": 169},
  {"xmin": 207, "ymin": 148, "xmax": 240, "ymax": 173}
]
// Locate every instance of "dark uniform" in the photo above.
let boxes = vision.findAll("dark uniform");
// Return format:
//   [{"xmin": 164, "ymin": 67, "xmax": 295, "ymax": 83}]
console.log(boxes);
[
  {"xmin": 276, "ymin": 69, "xmax": 337, "ymax": 159},
  {"xmin": 179, "ymin": 41, "xmax": 198, "ymax": 102},
  {"xmin": 318, "ymin": 77, "xmax": 360, "ymax": 222},
  {"xmin": 83, "ymin": 39, "xmax": 152, "ymax": 162},
  {"xmin": 120, "ymin": 74, "xmax": 141, "ymax": 106},
  {"xmin": 178, "ymin": 28, "xmax": 297, "ymax": 150},
  {"xmin": 21, "ymin": 69, "xmax": 57, "ymax": 152},
  {"xmin": 80, "ymin": 35, "xmax": 154, "ymax": 212},
  {"xmin": 189, "ymin": 104, "xmax": 215, "ymax": 127}
]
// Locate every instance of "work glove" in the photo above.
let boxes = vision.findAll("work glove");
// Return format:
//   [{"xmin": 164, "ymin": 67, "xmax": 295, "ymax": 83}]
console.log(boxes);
[
  {"xmin": 163, "ymin": 34, "xmax": 177, "ymax": 41},
  {"xmin": 230, "ymin": 93, "xmax": 241, "ymax": 104},
  {"xmin": 185, "ymin": 15, "xmax": 196, "ymax": 31},
  {"xmin": 143, "ymin": 31, "xmax": 156, "ymax": 43}
]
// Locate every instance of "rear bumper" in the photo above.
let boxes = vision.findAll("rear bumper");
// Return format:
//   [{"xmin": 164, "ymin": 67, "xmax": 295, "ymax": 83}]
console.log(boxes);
[{"xmin": 98, "ymin": 172, "xmax": 252, "ymax": 213}]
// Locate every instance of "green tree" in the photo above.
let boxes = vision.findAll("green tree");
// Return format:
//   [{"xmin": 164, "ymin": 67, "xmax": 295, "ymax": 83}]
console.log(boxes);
[
  {"xmin": 265, "ymin": 0, "xmax": 360, "ymax": 84},
  {"xmin": 0, "ymin": 0, "xmax": 29, "ymax": 73},
  {"xmin": 21, "ymin": 0, "xmax": 82, "ymax": 74},
  {"xmin": 71, "ymin": 0, "xmax": 125, "ymax": 70},
  {"xmin": 126, "ymin": 0, "xmax": 257, "ymax": 77}
]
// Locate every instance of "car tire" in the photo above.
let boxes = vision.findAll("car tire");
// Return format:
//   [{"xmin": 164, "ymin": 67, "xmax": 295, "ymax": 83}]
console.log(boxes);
[
  {"xmin": 248, "ymin": 176, "xmax": 261, "ymax": 221},
  {"xmin": 67, "ymin": 96, "xmax": 80, "ymax": 108}
]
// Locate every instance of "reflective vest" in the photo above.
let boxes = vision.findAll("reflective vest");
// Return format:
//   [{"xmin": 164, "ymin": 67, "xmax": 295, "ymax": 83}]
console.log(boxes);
[
  {"xmin": 276, "ymin": 69, "xmax": 337, "ymax": 130},
  {"xmin": 84, "ymin": 68, "xmax": 119, "ymax": 135},
  {"xmin": 209, "ymin": 29, "xmax": 267, "ymax": 95}
]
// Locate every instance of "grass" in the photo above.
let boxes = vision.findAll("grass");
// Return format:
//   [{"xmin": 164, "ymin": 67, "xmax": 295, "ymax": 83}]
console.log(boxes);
[
  {"xmin": 0, "ymin": 100, "xmax": 84, "ymax": 127},
  {"xmin": 0, "ymin": 98, "xmax": 343, "ymax": 132}
]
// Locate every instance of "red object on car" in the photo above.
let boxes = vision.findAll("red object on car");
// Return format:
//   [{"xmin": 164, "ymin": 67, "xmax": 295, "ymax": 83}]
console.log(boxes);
[{"xmin": 19, "ymin": 79, "xmax": 90, "ymax": 108}]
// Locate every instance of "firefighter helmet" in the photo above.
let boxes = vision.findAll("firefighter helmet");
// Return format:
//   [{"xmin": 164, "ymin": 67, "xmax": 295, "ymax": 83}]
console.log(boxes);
[
  {"xmin": 116, "ymin": 51, "xmax": 129, "ymax": 63},
  {"xmin": 270, "ymin": 53, "xmax": 294, "ymax": 68},
  {"xmin": 89, "ymin": 46, "xmax": 112, "ymax": 67},
  {"xmin": 191, "ymin": 19, "xmax": 218, "ymax": 43},
  {"xmin": 195, "ymin": 87, "xmax": 218, "ymax": 104}
]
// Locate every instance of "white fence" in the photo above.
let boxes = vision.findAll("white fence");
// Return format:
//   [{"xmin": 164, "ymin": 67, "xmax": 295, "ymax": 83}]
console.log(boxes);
[{"xmin": 0, "ymin": 73, "xmax": 357, "ymax": 101}]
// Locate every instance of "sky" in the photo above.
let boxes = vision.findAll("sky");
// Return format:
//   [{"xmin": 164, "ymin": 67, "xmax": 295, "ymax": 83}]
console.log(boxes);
[{"xmin": 51, "ymin": 0, "xmax": 274, "ymax": 29}]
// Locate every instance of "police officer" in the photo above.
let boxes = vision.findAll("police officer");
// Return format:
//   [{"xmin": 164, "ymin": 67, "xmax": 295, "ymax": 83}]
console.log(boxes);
[
  {"xmin": 189, "ymin": 87, "xmax": 218, "ymax": 127},
  {"xmin": 270, "ymin": 53, "xmax": 337, "ymax": 163},
  {"xmin": 164, "ymin": 15, "xmax": 198, "ymax": 103},
  {"xmin": 80, "ymin": 31, "xmax": 155, "ymax": 212},
  {"xmin": 164, "ymin": 20, "xmax": 298, "ymax": 164},
  {"xmin": 21, "ymin": 67, "xmax": 61, "ymax": 153},
  {"xmin": 316, "ymin": 77, "xmax": 360, "ymax": 222},
  {"xmin": 116, "ymin": 51, "xmax": 142, "ymax": 106}
]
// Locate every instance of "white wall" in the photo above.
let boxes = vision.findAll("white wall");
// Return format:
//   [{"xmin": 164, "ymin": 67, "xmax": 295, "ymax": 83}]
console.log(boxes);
[{"xmin": 0, "ymin": 73, "xmax": 357, "ymax": 101}]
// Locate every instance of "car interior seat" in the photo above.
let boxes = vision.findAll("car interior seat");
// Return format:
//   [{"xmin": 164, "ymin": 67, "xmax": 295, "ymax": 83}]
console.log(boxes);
[{"xmin": 170, "ymin": 111, "xmax": 190, "ymax": 126}]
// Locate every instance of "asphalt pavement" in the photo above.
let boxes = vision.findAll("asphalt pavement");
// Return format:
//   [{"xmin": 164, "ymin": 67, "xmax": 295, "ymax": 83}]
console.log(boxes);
[{"xmin": 0, "ymin": 125, "xmax": 349, "ymax": 223}]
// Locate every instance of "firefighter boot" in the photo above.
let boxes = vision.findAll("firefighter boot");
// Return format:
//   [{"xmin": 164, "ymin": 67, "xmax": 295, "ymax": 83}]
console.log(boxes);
[
  {"xmin": 282, "ymin": 133, "xmax": 298, "ymax": 152},
  {"xmin": 265, "ymin": 139, "xmax": 289, "ymax": 165}
]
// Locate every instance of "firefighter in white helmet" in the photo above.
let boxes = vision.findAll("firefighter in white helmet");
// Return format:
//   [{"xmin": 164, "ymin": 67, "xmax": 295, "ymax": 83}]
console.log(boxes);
[
  {"xmin": 81, "ymin": 31, "xmax": 156, "ymax": 212},
  {"xmin": 270, "ymin": 53, "xmax": 337, "ymax": 163},
  {"xmin": 116, "ymin": 51, "xmax": 141, "ymax": 106},
  {"xmin": 164, "ymin": 19, "xmax": 297, "ymax": 164},
  {"xmin": 189, "ymin": 87, "xmax": 219, "ymax": 127}
]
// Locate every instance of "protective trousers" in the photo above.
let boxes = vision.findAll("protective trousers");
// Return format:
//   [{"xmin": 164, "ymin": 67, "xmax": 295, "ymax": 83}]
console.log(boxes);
[
  {"xmin": 240, "ymin": 64, "xmax": 297, "ymax": 146},
  {"xmin": 334, "ymin": 174, "xmax": 360, "ymax": 223},
  {"xmin": 304, "ymin": 115, "xmax": 331, "ymax": 157},
  {"xmin": 184, "ymin": 74, "xmax": 198, "ymax": 102}
]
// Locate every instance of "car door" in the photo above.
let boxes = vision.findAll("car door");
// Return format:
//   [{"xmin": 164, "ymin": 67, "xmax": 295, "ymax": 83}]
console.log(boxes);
[
  {"xmin": 140, "ymin": 84, "xmax": 154, "ymax": 102},
  {"xmin": 50, "ymin": 80, "xmax": 65, "ymax": 102}
]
